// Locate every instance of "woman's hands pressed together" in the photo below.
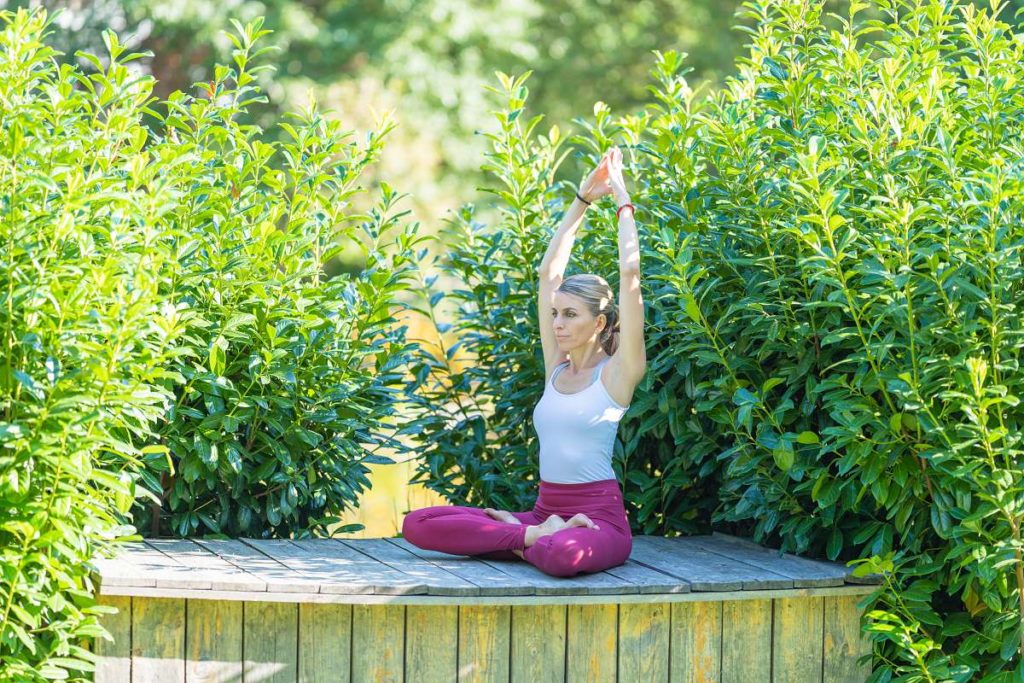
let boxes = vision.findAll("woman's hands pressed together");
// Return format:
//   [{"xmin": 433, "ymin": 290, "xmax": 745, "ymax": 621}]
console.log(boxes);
[
  {"xmin": 578, "ymin": 147, "xmax": 631, "ymax": 207},
  {"xmin": 605, "ymin": 146, "xmax": 631, "ymax": 206},
  {"xmin": 578, "ymin": 149, "xmax": 614, "ymax": 203}
]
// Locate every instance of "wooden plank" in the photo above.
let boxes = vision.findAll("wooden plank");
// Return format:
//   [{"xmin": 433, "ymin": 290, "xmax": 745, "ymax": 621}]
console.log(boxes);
[
  {"xmin": 823, "ymin": 594, "xmax": 873, "ymax": 682},
  {"xmin": 352, "ymin": 604, "xmax": 404, "ymax": 682},
  {"xmin": 185, "ymin": 599, "xmax": 242, "ymax": 682},
  {"xmin": 701, "ymin": 534, "xmax": 847, "ymax": 587},
  {"xmin": 773, "ymin": 596, "xmax": 824, "ymax": 682},
  {"xmin": 242, "ymin": 538, "xmax": 396, "ymax": 595},
  {"xmin": 406, "ymin": 605, "xmax": 458, "ymax": 682},
  {"xmin": 99, "ymin": 582, "xmax": 874, "ymax": 606},
  {"xmin": 711, "ymin": 532, "xmax": 883, "ymax": 585},
  {"xmin": 243, "ymin": 601, "xmax": 298, "ymax": 683},
  {"xmin": 618, "ymin": 602, "xmax": 669, "ymax": 682},
  {"xmin": 94, "ymin": 543, "xmax": 210, "ymax": 592},
  {"xmin": 193, "ymin": 538, "xmax": 320, "ymax": 594},
  {"xmin": 669, "ymin": 601, "xmax": 722, "ymax": 683},
  {"xmin": 144, "ymin": 539, "xmax": 267, "ymax": 591},
  {"xmin": 130, "ymin": 597, "xmax": 184, "ymax": 683},
  {"xmin": 721, "ymin": 598, "xmax": 771, "ymax": 683},
  {"xmin": 636, "ymin": 536, "xmax": 793, "ymax": 590},
  {"xmin": 287, "ymin": 538, "xmax": 426, "ymax": 595},
  {"xmin": 93, "ymin": 594, "xmax": 130, "ymax": 683},
  {"xmin": 565, "ymin": 603, "xmax": 616, "ymax": 681},
  {"xmin": 458, "ymin": 605, "xmax": 510, "ymax": 682},
  {"xmin": 339, "ymin": 538, "xmax": 480, "ymax": 596},
  {"xmin": 299, "ymin": 603, "xmax": 352, "ymax": 683},
  {"xmin": 602, "ymin": 559, "xmax": 691, "ymax": 594},
  {"xmin": 510, "ymin": 604, "xmax": 566, "ymax": 683},
  {"xmin": 91, "ymin": 557, "xmax": 158, "ymax": 589},
  {"xmin": 475, "ymin": 553, "xmax": 637, "ymax": 595},
  {"xmin": 387, "ymin": 537, "xmax": 536, "ymax": 595}
]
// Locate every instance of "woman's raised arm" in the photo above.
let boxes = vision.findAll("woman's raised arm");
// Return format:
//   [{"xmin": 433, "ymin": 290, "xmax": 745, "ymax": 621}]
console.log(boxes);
[
  {"xmin": 538, "ymin": 152, "xmax": 612, "ymax": 277},
  {"xmin": 537, "ymin": 152, "xmax": 613, "ymax": 371},
  {"xmin": 607, "ymin": 147, "xmax": 646, "ymax": 383}
]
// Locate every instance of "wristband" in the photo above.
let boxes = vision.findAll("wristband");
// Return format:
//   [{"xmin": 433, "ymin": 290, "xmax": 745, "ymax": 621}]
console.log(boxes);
[
  {"xmin": 575, "ymin": 191, "xmax": 592, "ymax": 206},
  {"xmin": 616, "ymin": 203, "xmax": 636, "ymax": 220}
]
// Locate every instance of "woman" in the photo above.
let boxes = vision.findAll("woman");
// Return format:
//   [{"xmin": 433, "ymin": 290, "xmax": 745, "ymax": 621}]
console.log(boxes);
[{"xmin": 402, "ymin": 147, "xmax": 646, "ymax": 577}]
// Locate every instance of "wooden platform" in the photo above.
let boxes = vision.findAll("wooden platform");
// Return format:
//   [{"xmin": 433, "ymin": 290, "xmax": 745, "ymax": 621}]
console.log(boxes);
[{"xmin": 90, "ymin": 532, "xmax": 880, "ymax": 681}]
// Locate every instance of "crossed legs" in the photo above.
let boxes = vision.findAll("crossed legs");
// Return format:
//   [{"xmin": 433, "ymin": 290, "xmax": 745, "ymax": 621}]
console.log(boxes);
[{"xmin": 401, "ymin": 505, "xmax": 629, "ymax": 577}]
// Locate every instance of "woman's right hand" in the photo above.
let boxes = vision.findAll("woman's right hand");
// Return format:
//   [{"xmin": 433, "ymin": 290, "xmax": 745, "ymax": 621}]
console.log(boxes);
[
  {"xmin": 484, "ymin": 508, "xmax": 523, "ymax": 525},
  {"xmin": 578, "ymin": 150, "xmax": 614, "ymax": 203}
]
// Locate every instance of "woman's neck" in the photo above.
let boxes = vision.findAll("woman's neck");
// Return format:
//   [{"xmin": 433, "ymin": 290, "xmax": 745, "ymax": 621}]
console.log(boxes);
[{"xmin": 565, "ymin": 347, "xmax": 606, "ymax": 374}]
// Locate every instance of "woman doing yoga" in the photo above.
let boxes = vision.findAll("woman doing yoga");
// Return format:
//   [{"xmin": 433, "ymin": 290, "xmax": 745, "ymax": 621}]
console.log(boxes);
[{"xmin": 402, "ymin": 146, "xmax": 646, "ymax": 577}]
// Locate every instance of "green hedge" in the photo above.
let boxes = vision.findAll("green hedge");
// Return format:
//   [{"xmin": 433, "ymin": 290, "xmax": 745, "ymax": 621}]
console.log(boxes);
[
  {"xmin": 0, "ymin": 9, "xmax": 425, "ymax": 680},
  {"xmin": 407, "ymin": 1, "xmax": 1024, "ymax": 680}
]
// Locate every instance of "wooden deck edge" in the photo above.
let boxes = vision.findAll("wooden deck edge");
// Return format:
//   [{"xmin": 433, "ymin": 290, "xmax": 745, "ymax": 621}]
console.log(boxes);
[{"xmin": 95, "ymin": 582, "xmax": 876, "ymax": 606}]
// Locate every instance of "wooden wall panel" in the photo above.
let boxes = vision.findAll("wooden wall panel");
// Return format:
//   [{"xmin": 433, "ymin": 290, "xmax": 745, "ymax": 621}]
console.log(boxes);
[
  {"xmin": 511, "ymin": 604, "xmax": 567, "ymax": 683},
  {"xmin": 243, "ymin": 601, "xmax": 298, "ymax": 682},
  {"xmin": 94, "ymin": 595, "xmax": 131, "ymax": 682},
  {"xmin": 299, "ymin": 603, "xmax": 353, "ymax": 683},
  {"xmin": 773, "ymin": 596, "xmax": 824, "ymax": 683},
  {"xmin": 352, "ymin": 604, "xmax": 404, "ymax": 683},
  {"xmin": 721, "ymin": 599, "xmax": 771, "ymax": 683},
  {"xmin": 131, "ymin": 597, "xmax": 185, "ymax": 683},
  {"xmin": 566, "ymin": 603, "xmax": 617, "ymax": 682},
  {"xmin": 618, "ymin": 602, "xmax": 669, "ymax": 682},
  {"xmin": 407, "ymin": 604, "xmax": 458, "ymax": 682}
]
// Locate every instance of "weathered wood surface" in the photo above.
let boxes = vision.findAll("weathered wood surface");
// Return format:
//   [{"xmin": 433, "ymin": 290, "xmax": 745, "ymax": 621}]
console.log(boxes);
[
  {"xmin": 244, "ymin": 601, "xmax": 298, "ymax": 683},
  {"xmin": 93, "ymin": 592, "xmax": 875, "ymax": 682},
  {"xmin": 130, "ymin": 596, "xmax": 184, "ymax": 682},
  {"xmin": 566, "ymin": 603, "xmax": 617, "ymax": 681},
  {"xmin": 91, "ymin": 534, "xmax": 881, "ymax": 602},
  {"xmin": 510, "ymin": 604, "xmax": 566, "ymax": 683},
  {"xmin": 93, "ymin": 595, "xmax": 130, "ymax": 681},
  {"xmin": 670, "ymin": 601, "xmax": 722, "ymax": 682},
  {"xmin": 722, "ymin": 598, "xmax": 772, "ymax": 683},
  {"xmin": 459, "ymin": 604, "xmax": 511, "ymax": 682},
  {"xmin": 619, "ymin": 602, "xmax": 670, "ymax": 681},
  {"xmin": 185, "ymin": 599, "xmax": 242, "ymax": 682},
  {"xmin": 352, "ymin": 603, "xmax": 404, "ymax": 682},
  {"xmin": 91, "ymin": 533, "xmax": 879, "ymax": 680},
  {"xmin": 825, "ymin": 593, "xmax": 874, "ymax": 682},
  {"xmin": 297, "ymin": 603, "xmax": 351, "ymax": 682},
  {"xmin": 407, "ymin": 604, "xmax": 458, "ymax": 682}
]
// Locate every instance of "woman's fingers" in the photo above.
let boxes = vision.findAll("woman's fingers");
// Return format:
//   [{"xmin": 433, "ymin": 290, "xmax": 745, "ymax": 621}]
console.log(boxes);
[{"xmin": 568, "ymin": 513, "xmax": 600, "ymax": 530}]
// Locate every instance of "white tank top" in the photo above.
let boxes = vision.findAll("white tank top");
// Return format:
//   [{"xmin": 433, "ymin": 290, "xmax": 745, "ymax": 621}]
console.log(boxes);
[{"xmin": 531, "ymin": 357, "xmax": 629, "ymax": 484}]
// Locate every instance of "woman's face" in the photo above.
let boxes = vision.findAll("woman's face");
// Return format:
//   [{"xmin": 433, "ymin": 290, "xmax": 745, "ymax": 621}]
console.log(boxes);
[{"xmin": 551, "ymin": 290, "xmax": 605, "ymax": 350}]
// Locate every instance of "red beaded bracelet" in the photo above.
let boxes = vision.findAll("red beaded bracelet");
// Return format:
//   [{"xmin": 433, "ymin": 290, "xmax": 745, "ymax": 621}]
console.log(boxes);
[{"xmin": 616, "ymin": 203, "xmax": 636, "ymax": 220}]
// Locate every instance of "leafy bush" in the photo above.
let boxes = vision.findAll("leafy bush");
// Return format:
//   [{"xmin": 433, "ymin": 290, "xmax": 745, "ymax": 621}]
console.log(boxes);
[
  {"xmin": 0, "ymin": 8, "xmax": 425, "ymax": 680},
  {"xmin": 408, "ymin": 1, "xmax": 1024, "ymax": 679},
  {"xmin": 0, "ymin": 9, "xmax": 184, "ymax": 680},
  {"xmin": 136, "ymin": 20, "xmax": 426, "ymax": 539}
]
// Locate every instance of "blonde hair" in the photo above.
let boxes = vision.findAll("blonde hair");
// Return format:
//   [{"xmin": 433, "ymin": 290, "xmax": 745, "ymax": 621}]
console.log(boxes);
[{"xmin": 557, "ymin": 274, "xmax": 620, "ymax": 355}]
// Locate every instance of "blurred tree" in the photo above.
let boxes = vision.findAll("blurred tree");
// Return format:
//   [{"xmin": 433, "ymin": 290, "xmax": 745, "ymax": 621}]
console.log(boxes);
[
  {"xmin": 10, "ymin": 0, "xmax": 1023, "ymax": 255},
  {"xmin": 10, "ymin": 0, "xmax": 750, "ymax": 178},
  {"xmin": 12, "ymin": 0, "xmax": 1024, "ymax": 179}
]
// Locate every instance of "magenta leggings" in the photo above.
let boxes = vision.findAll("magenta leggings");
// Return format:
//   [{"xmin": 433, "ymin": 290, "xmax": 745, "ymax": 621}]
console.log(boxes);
[{"xmin": 401, "ymin": 478, "xmax": 632, "ymax": 578}]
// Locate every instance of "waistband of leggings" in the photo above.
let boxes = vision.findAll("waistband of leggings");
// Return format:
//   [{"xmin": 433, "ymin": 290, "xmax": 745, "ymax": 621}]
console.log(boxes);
[{"xmin": 539, "ymin": 478, "xmax": 620, "ymax": 491}]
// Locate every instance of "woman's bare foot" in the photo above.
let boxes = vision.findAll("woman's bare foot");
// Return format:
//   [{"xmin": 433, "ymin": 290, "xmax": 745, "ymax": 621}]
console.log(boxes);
[
  {"xmin": 483, "ymin": 508, "xmax": 522, "ymax": 525},
  {"xmin": 512, "ymin": 515, "xmax": 566, "ymax": 559},
  {"xmin": 511, "ymin": 514, "xmax": 601, "ymax": 559},
  {"xmin": 522, "ymin": 514, "xmax": 567, "ymax": 548}
]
